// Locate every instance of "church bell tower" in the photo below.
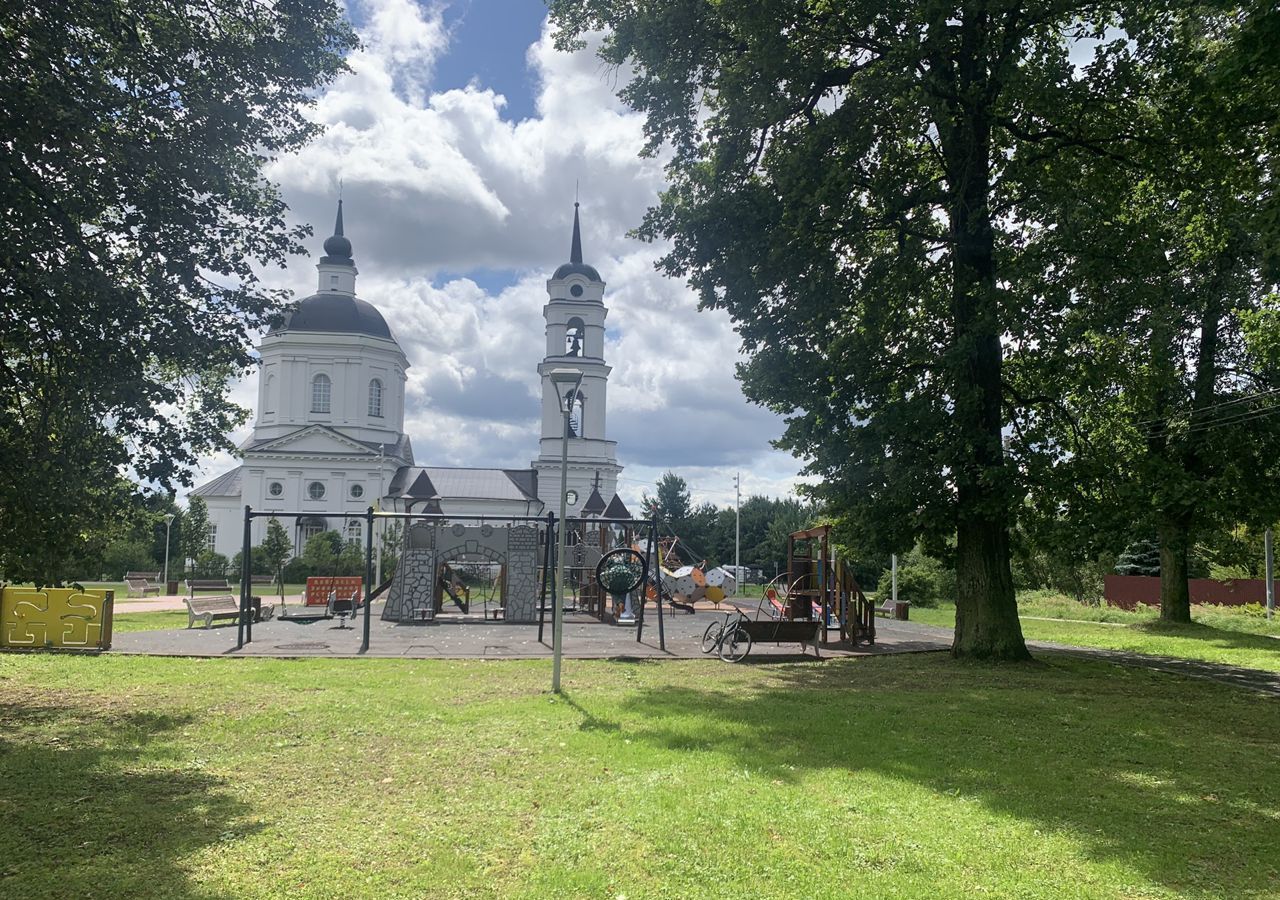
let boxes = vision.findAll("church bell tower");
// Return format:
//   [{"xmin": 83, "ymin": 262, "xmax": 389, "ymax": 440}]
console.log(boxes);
[{"xmin": 532, "ymin": 203, "xmax": 622, "ymax": 515}]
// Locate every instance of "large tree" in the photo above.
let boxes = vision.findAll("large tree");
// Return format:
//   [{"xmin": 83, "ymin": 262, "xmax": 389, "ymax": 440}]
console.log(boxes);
[
  {"xmin": 1009, "ymin": 6, "xmax": 1280, "ymax": 621},
  {"xmin": 0, "ymin": 0, "xmax": 356, "ymax": 582},
  {"xmin": 551, "ymin": 0, "xmax": 1174, "ymax": 658}
]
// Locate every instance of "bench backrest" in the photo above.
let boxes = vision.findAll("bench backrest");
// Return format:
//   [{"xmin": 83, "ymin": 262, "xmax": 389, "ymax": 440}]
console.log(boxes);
[
  {"xmin": 250, "ymin": 575, "xmax": 275, "ymax": 584},
  {"xmin": 187, "ymin": 579, "xmax": 232, "ymax": 595},
  {"xmin": 125, "ymin": 571, "xmax": 160, "ymax": 581},
  {"xmin": 188, "ymin": 596, "xmax": 238, "ymax": 613}
]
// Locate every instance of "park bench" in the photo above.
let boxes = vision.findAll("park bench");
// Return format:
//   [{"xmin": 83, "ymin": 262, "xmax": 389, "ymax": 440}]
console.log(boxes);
[
  {"xmin": 124, "ymin": 571, "xmax": 161, "ymax": 597},
  {"xmin": 186, "ymin": 578, "xmax": 274, "ymax": 627},
  {"xmin": 875, "ymin": 598, "xmax": 910, "ymax": 620},
  {"xmin": 184, "ymin": 595, "xmax": 242, "ymax": 629},
  {"xmin": 250, "ymin": 574, "xmax": 275, "ymax": 586},
  {"xmin": 743, "ymin": 618, "xmax": 823, "ymax": 658}
]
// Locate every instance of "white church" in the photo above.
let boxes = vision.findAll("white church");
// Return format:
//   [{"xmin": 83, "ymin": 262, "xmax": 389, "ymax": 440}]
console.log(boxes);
[{"xmin": 193, "ymin": 201, "xmax": 630, "ymax": 558}]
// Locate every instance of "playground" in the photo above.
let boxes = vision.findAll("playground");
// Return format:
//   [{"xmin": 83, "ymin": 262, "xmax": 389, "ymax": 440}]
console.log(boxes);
[{"xmin": 4, "ymin": 511, "xmax": 912, "ymax": 663}]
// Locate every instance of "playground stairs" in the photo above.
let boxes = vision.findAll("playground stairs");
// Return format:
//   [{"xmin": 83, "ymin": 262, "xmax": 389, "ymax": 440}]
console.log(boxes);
[{"xmin": 785, "ymin": 525, "xmax": 876, "ymax": 645}]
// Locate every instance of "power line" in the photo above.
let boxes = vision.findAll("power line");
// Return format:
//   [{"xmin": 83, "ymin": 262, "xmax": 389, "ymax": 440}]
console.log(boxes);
[
  {"xmin": 1135, "ymin": 387, "xmax": 1280, "ymax": 429},
  {"xmin": 1143, "ymin": 400, "xmax": 1280, "ymax": 437}
]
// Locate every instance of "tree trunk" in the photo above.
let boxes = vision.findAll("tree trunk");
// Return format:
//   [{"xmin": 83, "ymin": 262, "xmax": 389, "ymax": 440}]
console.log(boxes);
[
  {"xmin": 954, "ymin": 512, "xmax": 1030, "ymax": 659},
  {"xmin": 935, "ymin": 19, "xmax": 1029, "ymax": 661},
  {"xmin": 1157, "ymin": 513, "xmax": 1193, "ymax": 623}
]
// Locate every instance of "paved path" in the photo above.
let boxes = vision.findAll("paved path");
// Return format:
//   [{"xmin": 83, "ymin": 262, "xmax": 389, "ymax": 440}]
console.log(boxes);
[
  {"xmin": 110, "ymin": 605, "xmax": 948, "ymax": 661},
  {"xmin": 108, "ymin": 607, "xmax": 1280, "ymax": 695}
]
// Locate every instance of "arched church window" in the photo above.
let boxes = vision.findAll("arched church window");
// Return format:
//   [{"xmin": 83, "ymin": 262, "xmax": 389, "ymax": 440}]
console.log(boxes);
[
  {"xmin": 346, "ymin": 520, "xmax": 362, "ymax": 546},
  {"xmin": 564, "ymin": 389, "xmax": 585, "ymax": 437},
  {"xmin": 311, "ymin": 374, "xmax": 331, "ymax": 413},
  {"xmin": 565, "ymin": 317, "xmax": 585, "ymax": 357},
  {"xmin": 369, "ymin": 379, "xmax": 383, "ymax": 417}
]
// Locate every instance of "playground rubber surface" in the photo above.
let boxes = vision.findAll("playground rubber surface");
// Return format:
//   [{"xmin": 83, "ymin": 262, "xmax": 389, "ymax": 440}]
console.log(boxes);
[{"xmin": 109, "ymin": 603, "xmax": 951, "ymax": 660}]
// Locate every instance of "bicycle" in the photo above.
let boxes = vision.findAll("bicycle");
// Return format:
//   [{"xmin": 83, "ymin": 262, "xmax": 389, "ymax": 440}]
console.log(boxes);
[{"xmin": 698, "ymin": 608, "xmax": 753, "ymax": 662}]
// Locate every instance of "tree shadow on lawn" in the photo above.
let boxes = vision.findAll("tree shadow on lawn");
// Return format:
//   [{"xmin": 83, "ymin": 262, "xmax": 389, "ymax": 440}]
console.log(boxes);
[
  {"xmin": 0, "ymin": 701, "xmax": 258, "ymax": 899},
  {"xmin": 609, "ymin": 655, "xmax": 1280, "ymax": 895},
  {"xmin": 1131, "ymin": 619, "xmax": 1280, "ymax": 651}
]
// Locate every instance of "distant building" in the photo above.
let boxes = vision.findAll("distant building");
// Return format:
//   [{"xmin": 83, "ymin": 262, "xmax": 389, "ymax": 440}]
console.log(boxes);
[{"xmin": 194, "ymin": 201, "xmax": 628, "ymax": 558}]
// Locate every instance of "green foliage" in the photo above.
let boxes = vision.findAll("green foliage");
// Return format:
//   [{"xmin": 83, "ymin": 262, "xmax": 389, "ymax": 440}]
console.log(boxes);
[
  {"xmin": 378, "ymin": 521, "xmax": 401, "ymax": 581},
  {"xmin": 100, "ymin": 539, "xmax": 158, "ymax": 581},
  {"xmin": 1008, "ymin": 8, "xmax": 1280, "ymax": 623},
  {"xmin": 193, "ymin": 550, "xmax": 229, "ymax": 579},
  {"xmin": 0, "ymin": 0, "xmax": 356, "ymax": 582},
  {"xmin": 291, "ymin": 530, "xmax": 365, "ymax": 580},
  {"xmin": 230, "ymin": 546, "xmax": 273, "ymax": 578},
  {"xmin": 260, "ymin": 518, "xmax": 292, "ymax": 592},
  {"xmin": 876, "ymin": 547, "xmax": 955, "ymax": 609},
  {"xmin": 550, "ymin": 1, "xmax": 1194, "ymax": 658},
  {"xmin": 180, "ymin": 498, "xmax": 211, "ymax": 573},
  {"xmin": 642, "ymin": 472, "xmax": 691, "ymax": 526},
  {"xmin": 1115, "ymin": 540, "xmax": 1161, "ymax": 578}
]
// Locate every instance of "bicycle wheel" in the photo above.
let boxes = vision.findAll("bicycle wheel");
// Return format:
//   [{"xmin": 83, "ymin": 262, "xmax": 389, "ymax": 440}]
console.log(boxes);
[
  {"xmin": 718, "ymin": 624, "xmax": 752, "ymax": 662},
  {"xmin": 700, "ymin": 620, "xmax": 723, "ymax": 654}
]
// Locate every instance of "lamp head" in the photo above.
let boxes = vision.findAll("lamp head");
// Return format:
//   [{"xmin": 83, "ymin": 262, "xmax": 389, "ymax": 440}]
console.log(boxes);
[{"xmin": 548, "ymin": 367, "xmax": 584, "ymax": 413}]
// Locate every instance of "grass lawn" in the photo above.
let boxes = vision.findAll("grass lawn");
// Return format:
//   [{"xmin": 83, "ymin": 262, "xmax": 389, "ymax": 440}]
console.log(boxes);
[
  {"xmin": 910, "ymin": 597, "xmax": 1280, "ymax": 672},
  {"xmin": 2, "ymin": 653, "xmax": 1279, "ymax": 899}
]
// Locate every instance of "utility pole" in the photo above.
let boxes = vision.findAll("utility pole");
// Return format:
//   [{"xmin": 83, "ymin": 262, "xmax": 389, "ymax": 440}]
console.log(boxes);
[
  {"xmin": 734, "ymin": 472, "xmax": 741, "ymax": 583},
  {"xmin": 1266, "ymin": 528, "xmax": 1274, "ymax": 621},
  {"xmin": 891, "ymin": 554, "xmax": 898, "ymax": 606}
]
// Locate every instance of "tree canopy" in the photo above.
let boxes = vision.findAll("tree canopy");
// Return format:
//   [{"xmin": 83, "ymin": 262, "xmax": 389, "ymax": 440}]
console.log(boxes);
[
  {"xmin": 0, "ymin": 0, "xmax": 356, "ymax": 583},
  {"xmin": 550, "ymin": 0, "xmax": 1279, "ymax": 655}
]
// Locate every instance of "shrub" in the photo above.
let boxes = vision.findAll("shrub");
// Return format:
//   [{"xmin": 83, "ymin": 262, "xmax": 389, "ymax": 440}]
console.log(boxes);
[
  {"xmin": 876, "ymin": 546, "xmax": 954, "ymax": 608},
  {"xmin": 101, "ymin": 538, "xmax": 158, "ymax": 580}
]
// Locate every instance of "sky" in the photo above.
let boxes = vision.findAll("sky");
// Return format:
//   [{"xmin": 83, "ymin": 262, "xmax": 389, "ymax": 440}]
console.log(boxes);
[{"xmin": 193, "ymin": 0, "xmax": 808, "ymax": 512}]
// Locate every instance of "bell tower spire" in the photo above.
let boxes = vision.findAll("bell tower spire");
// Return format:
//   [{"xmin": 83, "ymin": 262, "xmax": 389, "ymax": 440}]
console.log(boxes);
[
  {"xmin": 532, "ymin": 202, "xmax": 622, "ymax": 515},
  {"xmin": 317, "ymin": 198, "xmax": 357, "ymax": 294},
  {"xmin": 570, "ymin": 201, "xmax": 583, "ymax": 264}
]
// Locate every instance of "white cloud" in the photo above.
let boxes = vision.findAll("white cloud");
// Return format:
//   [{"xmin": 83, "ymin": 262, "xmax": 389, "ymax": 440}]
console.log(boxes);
[{"xmin": 187, "ymin": 3, "xmax": 807, "ymax": 509}]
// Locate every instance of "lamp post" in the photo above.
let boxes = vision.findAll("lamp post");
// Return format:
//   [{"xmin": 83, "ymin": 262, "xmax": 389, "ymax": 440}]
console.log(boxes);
[
  {"xmin": 549, "ymin": 366, "xmax": 584, "ymax": 694},
  {"xmin": 163, "ymin": 513, "xmax": 176, "ymax": 593}
]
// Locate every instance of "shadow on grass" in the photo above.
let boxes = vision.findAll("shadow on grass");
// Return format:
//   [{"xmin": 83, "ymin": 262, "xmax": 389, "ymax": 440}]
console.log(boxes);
[
  {"xmin": 609, "ymin": 655, "xmax": 1280, "ymax": 896},
  {"xmin": 1132, "ymin": 619, "xmax": 1280, "ymax": 650},
  {"xmin": 0, "ymin": 701, "xmax": 257, "ymax": 898}
]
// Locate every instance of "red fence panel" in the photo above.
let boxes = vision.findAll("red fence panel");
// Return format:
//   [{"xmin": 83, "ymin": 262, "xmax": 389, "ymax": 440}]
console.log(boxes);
[{"xmin": 1104, "ymin": 574, "xmax": 1268, "ymax": 609}]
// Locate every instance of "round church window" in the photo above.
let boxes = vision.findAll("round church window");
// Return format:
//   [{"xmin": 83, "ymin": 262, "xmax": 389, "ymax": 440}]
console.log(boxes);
[
  {"xmin": 269, "ymin": 481, "xmax": 283, "ymax": 497},
  {"xmin": 350, "ymin": 484, "xmax": 364, "ymax": 499},
  {"xmin": 570, "ymin": 284, "xmax": 584, "ymax": 297},
  {"xmin": 308, "ymin": 481, "xmax": 326, "ymax": 500}
]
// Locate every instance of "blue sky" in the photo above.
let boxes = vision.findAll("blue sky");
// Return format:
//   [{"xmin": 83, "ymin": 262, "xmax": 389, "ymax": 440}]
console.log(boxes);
[{"xmin": 434, "ymin": 1, "xmax": 546, "ymax": 123}]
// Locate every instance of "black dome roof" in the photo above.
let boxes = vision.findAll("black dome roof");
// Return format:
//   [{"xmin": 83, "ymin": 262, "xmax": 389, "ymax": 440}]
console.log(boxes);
[
  {"xmin": 269, "ymin": 293, "xmax": 394, "ymax": 340},
  {"xmin": 553, "ymin": 261, "xmax": 602, "ymax": 281}
]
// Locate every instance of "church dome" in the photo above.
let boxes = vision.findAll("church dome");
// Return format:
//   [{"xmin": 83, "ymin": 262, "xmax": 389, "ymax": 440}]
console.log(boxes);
[
  {"xmin": 268, "ymin": 293, "xmax": 395, "ymax": 340},
  {"xmin": 323, "ymin": 231, "xmax": 352, "ymax": 259},
  {"xmin": 553, "ymin": 260, "xmax": 602, "ymax": 281}
]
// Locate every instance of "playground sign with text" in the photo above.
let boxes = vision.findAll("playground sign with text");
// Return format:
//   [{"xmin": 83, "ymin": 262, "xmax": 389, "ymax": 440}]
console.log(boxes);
[{"xmin": 305, "ymin": 576, "xmax": 364, "ymax": 607}]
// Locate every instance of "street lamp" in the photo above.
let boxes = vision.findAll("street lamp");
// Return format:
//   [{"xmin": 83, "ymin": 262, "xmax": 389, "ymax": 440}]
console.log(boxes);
[
  {"xmin": 549, "ymin": 366, "xmax": 584, "ymax": 694},
  {"xmin": 163, "ymin": 513, "xmax": 176, "ymax": 594}
]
